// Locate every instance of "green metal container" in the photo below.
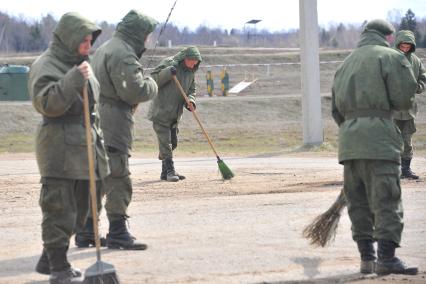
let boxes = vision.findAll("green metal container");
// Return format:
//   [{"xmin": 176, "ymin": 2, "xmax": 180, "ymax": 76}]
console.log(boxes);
[{"xmin": 0, "ymin": 64, "xmax": 30, "ymax": 101}]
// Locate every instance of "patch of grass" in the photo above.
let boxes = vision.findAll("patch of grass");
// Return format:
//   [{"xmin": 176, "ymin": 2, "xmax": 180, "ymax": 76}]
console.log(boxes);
[
  {"xmin": 0, "ymin": 133, "xmax": 34, "ymax": 153},
  {"xmin": 132, "ymin": 126, "xmax": 339, "ymax": 157},
  {"xmin": 132, "ymin": 132, "xmax": 288, "ymax": 157},
  {"xmin": 5, "ymin": 123, "xmax": 426, "ymax": 158}
]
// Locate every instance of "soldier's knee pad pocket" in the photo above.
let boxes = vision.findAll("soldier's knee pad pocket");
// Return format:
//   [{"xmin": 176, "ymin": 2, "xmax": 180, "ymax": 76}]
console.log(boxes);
[
  {"xmin": 39, "ymin": 181, "xmax": 67, "ymax": 212},
  {"xmin": 108, "ymin": 151, "xmax": 129, "ymax": 178},
  {"xmin": 374, "ymin": 166, "xmax": 401, "ymax": 200}
]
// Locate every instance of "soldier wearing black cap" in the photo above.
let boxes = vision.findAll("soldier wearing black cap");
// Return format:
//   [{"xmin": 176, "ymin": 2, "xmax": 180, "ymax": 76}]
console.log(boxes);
[{"xmin": 331, "ymin": 19, "xmax": 418, "ymax": 276}]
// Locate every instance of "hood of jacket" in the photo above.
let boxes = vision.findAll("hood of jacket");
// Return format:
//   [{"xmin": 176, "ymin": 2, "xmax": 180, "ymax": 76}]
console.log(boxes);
[
  {"xmin": 50, "ymin": 12, "xmax": 101, "ymax": 65},
  {"xmin": 114, "ymin": 10, "xmax": 158, "ymax": 58},
  {"xmin": 173, "ymin": 46, "xmax": 203, "ymax": 71},
  {"xmin": 395, "ymin": 30, "xmax": 416, "ymax": 53},
  {"xmin": 153, "ymin": 46, "xmax": 203, "ymax": 74},
  {"xmin": 357, "ymin": 29, "xmax": 390, "ymax": 48}
]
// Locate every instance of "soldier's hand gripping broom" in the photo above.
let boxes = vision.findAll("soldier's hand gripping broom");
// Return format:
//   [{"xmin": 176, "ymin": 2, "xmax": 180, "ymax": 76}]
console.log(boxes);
[
  {"xmin": 82, "ymin": 83, "xmax": 120, "ymax": 284},
  {"xmin": 303, "ymin": 188, "xmax": 347, "ymax": 247},
  {"xmin": 172, "ymin": 75, "xmax": 234, "ymax": 180}
]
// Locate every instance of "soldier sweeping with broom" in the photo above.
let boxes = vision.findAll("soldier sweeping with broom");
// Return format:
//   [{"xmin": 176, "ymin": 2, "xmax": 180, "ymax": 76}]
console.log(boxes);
[
  {"xmin": 148, "ymin": 46, "xmax": 234, "ymax": 181},
  {"xmin": 148, "ymin": 46, "xmax": 202, "ymax": 182},
  {"xmin": 309, "ymin": 19, "xmax": 419, "ymax": 276}
]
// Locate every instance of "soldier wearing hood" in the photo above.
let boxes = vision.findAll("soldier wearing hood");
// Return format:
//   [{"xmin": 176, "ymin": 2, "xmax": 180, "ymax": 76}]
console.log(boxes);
[
  {"xmin": 393, "ymin": 30, "xmax": 426, "ymax": 180},
  {"xmin": 147, "ymin": 46, "xmax": 202, "ymax": 182},
  {"xmin": 332, "ymin": 19, "xmax": 418, "ymax": 276},
  {"xmin": 28, "ymin": 12, "xmax": 109, "ymax": 283},
  {"xmin": 78, "ymin": 10, "xmax": 158, "ymax": 250}
]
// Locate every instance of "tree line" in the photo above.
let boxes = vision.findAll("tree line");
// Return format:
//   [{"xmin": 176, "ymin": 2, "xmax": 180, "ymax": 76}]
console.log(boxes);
[{"xmin": 0, "ymin": 9, "xmax": 425, "ymax": 53}]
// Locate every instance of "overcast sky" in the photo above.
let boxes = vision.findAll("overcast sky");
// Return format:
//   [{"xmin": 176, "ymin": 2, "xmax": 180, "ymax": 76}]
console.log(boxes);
[{"xmin": 2, "ymin": 0, "xmax": 425, "ymax": 31}]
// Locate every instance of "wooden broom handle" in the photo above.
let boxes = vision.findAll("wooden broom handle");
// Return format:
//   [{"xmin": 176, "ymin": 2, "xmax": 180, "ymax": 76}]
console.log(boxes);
[
  {"xmin": 82, "ymin": 83, "xmax": 102, "ymax": 260},
  {"xmin": 172, "ymin": 75, "xmax": 220, "ymax": 159}
]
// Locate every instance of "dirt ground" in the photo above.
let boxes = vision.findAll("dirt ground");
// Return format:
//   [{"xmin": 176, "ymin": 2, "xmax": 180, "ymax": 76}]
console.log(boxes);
[
  {"xmin": 1, "ymin": 47, "xmax": 426, "ymax": 283},
  {"xmin": 0, "ymin": 153, "xmax": 425, "ymax": 284}
]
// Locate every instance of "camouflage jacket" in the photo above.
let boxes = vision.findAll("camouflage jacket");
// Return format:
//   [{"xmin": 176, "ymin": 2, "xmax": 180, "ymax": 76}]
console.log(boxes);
[
  {"xmin": 92, "ymin": 10, "xmax": 158, "ymax": 154},
  {"xmin": 28, "ymin": 12, "xmax": 109, "ymax": 180},
  {"xmin": 393, "ymin": 30, "xmax": 426, "ymax": 120},
  {"xmin": 332, "ymin": 30, "xmax": 417, "ymax": 164},
  {"xmin": 147, "ymin": 46, "xmax": 202, "ymax": 127}
]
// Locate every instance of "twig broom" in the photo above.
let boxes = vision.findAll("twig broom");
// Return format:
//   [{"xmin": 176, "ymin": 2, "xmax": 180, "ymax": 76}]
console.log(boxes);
[
  {"xmin": 172, "ymin": 75, "xmax": 234, "ymax": 180},
  {"xmin": 82, "ymin": 84, "xmax": 120, "ymax": 284},
  {"xmin": 302, "ymin": 188, "xmax": 346, "ymax": 247}
]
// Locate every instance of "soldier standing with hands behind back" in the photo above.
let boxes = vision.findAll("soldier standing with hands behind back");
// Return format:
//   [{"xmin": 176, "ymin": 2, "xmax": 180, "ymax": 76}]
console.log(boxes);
[
  {"xmin": 332, "ymin": 19, "xmax": 418, "ymax": 276},
  {"xmin": 28, "ymin": 12, "xmax": 109, "ymax": 284}
]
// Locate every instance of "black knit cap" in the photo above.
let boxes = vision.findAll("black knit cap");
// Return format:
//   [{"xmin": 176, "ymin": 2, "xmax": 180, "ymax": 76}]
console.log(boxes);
[{"xmin": 364, "ymin": 19, "xmax": 395, "ymax": 36}]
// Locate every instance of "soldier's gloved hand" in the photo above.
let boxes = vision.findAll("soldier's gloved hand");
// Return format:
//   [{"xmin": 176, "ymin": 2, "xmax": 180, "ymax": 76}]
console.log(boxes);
[
  {"xmin": 170, "ymin": 66, "xmax": 177, "ymax": 76},
  {"xmin": 185, "ymin": 102, "xmax": 196, "ymax": 112}
]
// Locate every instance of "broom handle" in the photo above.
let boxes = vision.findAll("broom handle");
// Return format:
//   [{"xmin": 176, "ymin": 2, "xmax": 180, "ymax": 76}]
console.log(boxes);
[
  {"xmin": 172, "ymin": 75, "xmax": 220, "ymax": 159},
  {"xmin": 83, "ymin": 83, "xmax": 102, "ymax": 261}
]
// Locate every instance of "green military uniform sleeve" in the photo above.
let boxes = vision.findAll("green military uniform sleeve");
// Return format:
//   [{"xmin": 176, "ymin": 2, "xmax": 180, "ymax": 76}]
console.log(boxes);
[
  {"xmin": 31, "ymin": 66, "xmax": 84, "ymax": 117},
  {"xmin": 110, "ymin": 56, "xmax": 158, "ymax": 105},
  {"xmin": 416, "ymin": 58, "xmax": 426, "ymax": 94},
  {"xmin": 187, "ymin": 78, "xmax": 197, "ymax": 106},
  {"xmin": 383, "ymin": 54, "xmax": 417, "ymax": 111},
  {"xmin": 331, "ymin": 87, "xmax": 344, "ymax": 126},
  {"xmin": 151, "ymin": 65, "xmax": 174, "ymax": 88}
]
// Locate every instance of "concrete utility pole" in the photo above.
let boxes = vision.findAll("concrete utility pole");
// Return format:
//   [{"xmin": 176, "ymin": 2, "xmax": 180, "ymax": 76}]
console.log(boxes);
[{"xmin": 299, "ymin": 0, "xmax": 323, "ymax": 145}]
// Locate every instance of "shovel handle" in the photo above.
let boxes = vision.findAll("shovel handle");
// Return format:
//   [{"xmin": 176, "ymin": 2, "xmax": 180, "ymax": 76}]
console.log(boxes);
[{"xmin": 83, "ymin": 83, "xmax": 102, "ymax": 261}]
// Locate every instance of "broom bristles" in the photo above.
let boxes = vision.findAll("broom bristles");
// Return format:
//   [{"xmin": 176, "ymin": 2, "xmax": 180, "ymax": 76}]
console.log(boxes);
[
  {"xmin": 217, "ymin": 158, "xmax": 234, "ymax": 180},
  {"xmin": 83, "ymin": 260, "xmax": 120, "ymax": 284},
  {"xmin": 83, "ymin": 273, "xmax": 120, "ymax": 284},
  {"xmin": 303, "ymin": 189, "xmax": 346, "ymax": 247}
]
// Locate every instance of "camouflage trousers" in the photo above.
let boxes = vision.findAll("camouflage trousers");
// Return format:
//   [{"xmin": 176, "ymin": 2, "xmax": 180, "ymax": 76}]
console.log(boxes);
[
  {"xmin": 39, "ymin": 178, "xmax": 91, "ymax": 248},
  {"xmin": 394, "ymin": 119, "xmax": 416, "ymax": 160},
  {"xmin": 343, "ymin": 159, "xmax": 403, "ymax": 245},
  {"xmin": 101, "ymin": 147, "xmax": 132, "ymax": 222},
  {"xmin": 153, "ymin": 122, "xmax": 178, "ymax": 160}
]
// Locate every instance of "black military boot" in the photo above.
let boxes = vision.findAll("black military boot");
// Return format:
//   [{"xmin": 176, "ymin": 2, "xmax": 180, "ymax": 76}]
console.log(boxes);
[
  {"xmin": 47, "ymin": 247, "xmax": 83, "ymax": 284},
  {"xmin": 164, "ymin": 158, "xmax": 179, "ymax": 182},
  {"xmin": 401, "ymin": 158, "xmax": 419, "ymax": 180},
  {"xmin": 74, "ymin": 217, "xmax": 107, "ymax": 248},
  {"xmin": 376, "ymin": 240, "xmax": 418, "ymax": 276},
  {"xmin": 161, "ymin": 160, "xmax": 167, "ymax": 180},
  {"xmin": 106, "ymin": 216, "xmax": 148, "ymax": 250},
  {"xmin": 175, "ymin": 171, "xmax": 186, "ymax": 180},
  {"xmin": 161, "ymin": 160, "xmax": 185, "ymax": 180},
  {"xmin": 35, "ymin": 248, "xmax": 50, "ymax": 275},
  {"xmin": 357, "ymin": 239, "xmax": 376, "ymax": 274}
]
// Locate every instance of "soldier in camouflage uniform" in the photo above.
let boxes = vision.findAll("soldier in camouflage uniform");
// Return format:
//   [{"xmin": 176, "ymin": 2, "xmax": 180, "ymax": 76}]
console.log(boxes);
[
  {"xmin": 28, "ymin": 12, "xmax": 109, "ymax": 284},
  {"xmin": 78, "ymin": 10, "xmax": 158, "ymax": 250},
  {"xmin": 332, "ymin": 19, "xmax": 418, "ymax": 276},
  {"xmin": 393, "ymin": 30, "xmax": 426, "ymax": 180},
  {"xmin": 148, "ymin": 46, "xmax": 202, "ymax": 182}
]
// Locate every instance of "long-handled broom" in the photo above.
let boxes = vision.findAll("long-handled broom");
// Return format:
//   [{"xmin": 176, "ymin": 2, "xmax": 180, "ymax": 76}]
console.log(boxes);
[
  {"xmin": 172, "ymin": 75, "xmax": 234, "ymax": 180},
  {"xmin": 302, "ymin": 188, "xmax": 346, "ymax": 247},
  {"xmin": 82, "ymin": 84, "xmax": 120, "ymax": 284}
]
